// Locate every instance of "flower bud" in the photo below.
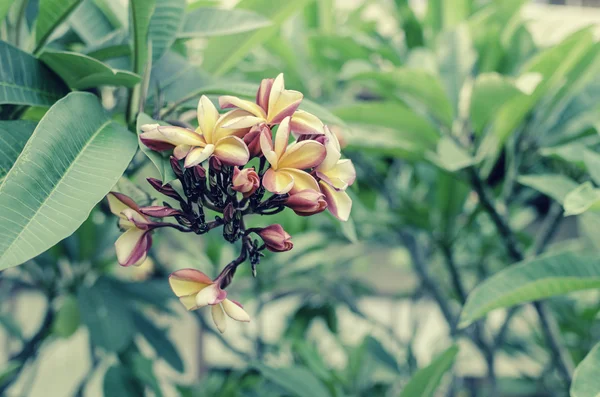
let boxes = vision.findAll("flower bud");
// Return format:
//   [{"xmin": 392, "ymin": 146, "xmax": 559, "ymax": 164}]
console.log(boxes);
[
  {"xmin": 257, "ymin": 224, "xmax": 293, "ymax": 252},
  {"xmin": 147, "ymin": 178, "xmax": 183, "ymax": 201},
  {"xmin": 210, "ymin": 156, "xmax": 222, "ymax": 171},
  {"xmin": 139, "ymin": 206, "xmax": 182, "ymax": 218},
  {"xmin": 232, "ymin": 167, "xmax": 259, "ymax": 198},
  {"xmin": 285, "ymin": 189, "xmax": 327, "ymax": 216},
  {"xmin": 297, "ymin": 134, "xmax": 327, "ymax": 145},
  {"xmin": 193, "ymin": 165, "xmax": 206, "ymax": 180},
  {"xmin": 170, "ymin": 156, "xmax": 184, "ymax": 179},
  {"xmin": 223, "ymin": 203, "xmax": 235, "ymax": 222},
  {"xmin": 244, "ymin": 124, "xmax": 270, "ymax": 158}
]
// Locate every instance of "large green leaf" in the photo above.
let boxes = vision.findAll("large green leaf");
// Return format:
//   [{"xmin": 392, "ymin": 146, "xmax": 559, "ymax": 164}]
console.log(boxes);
[
  {"xmin": 0, "ymin": 41, "xmax": 68, "ymax": 106},
  {"xmin": 35, "ymin": 0, "xmax": 82, "ymax": 53},
  {"xmin": 584, "ymin": 150, "xmax": 600, "ymax": 186},
  {"xmin": 136, "ymin": 113, "xmax": 177, "ymax": 183},
  {"xmin": 78, "ymin": 277, "xmax": 135, "ymax": 351},
  {"xmin": 353, "ymin": 69, "xmax": 454, "ymax": 127},
  {"xmin": 178, "ymin": 7, "xmax": 271, "ymax": 38},
  {"xmin": 40, "ymin": 50, "xmax": 141, "ymax": 89},
  {"xmin": 571, "ymin": 341, "xmax": 600, "ymax": 397},
  {"xmin": 459, "ymin": 251, "xmax": 600, "ymax": 327},
  {"xmin": 563, "ymin": 182, "xmax": 600, "ymax": 216},
  {"xmin": 517, "ymin": 174, "xmax": 579, "ymax": 204},
  {"xmin": 400, "ymin": 345, "xmax": 459, "ymax": 397},
  {"xmin": 69, "ymin": 0, "xmax": 115, "ymax": 45},
  {"xmin": 130, "ymin": 0, "xmax": 156, "ymax": 74},
  {"xmin": 0, "ymin": 121, "xmax": 36, "ymax": 181},
  {"xmin": 251, "ymin": 363, "xmax": 329, "ymax": 397},
  {"xmin": 0, "ymin": 92, "xmax": 137, "ymax": 270},
  {"xmin": 201, "ymin": 0, "xmax": 313, "ymax": 76},
  {"xmin": 103, "ymin": 365, "xmax": 141, "ymax": 396},
  {"xmin": 149, "ymin": 0, "xmax": 186, "ymax": 61}
]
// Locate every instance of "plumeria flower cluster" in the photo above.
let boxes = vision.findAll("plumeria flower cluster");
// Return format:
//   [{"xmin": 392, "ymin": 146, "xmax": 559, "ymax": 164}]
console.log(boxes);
[{"xmin": 106, "ymin": 74, "xmax": 355, "ymax": 333}]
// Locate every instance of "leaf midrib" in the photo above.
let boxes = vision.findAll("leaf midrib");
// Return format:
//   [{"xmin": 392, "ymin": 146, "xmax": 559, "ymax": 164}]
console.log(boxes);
[{"xmin": 0, "ymin": 119, "xmax": 113, "ymax": 263}]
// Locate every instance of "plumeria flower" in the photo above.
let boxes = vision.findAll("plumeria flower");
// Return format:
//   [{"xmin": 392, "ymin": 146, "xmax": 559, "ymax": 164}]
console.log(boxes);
[
  {"xmin": 257, "ymin": 224, "xmax": 293, "ymax": 252},
  {"xmin": 314, "ymin": 127, "xmax": 356, "ymax": 221},
  {"xmin": 107, "ymin": 192, "xmax": 155, "ymax": 267},
  {"xmin": 140, "ymin": 96, "xmax": 250, "ymax": 168},
  {"xmin": 169, "ymin": 269, "xmax": 250, "ymax": 333},
  {"xmin": 219, "ymin": 74, "xmax": 325, "ymax": 135},
  {"xmin": 232, "ymin": 167, "xmax": 260, "ymax": 198},
  {"xmin": 260, "ymin": 117, "xmax": 326, "ymax": 194}
]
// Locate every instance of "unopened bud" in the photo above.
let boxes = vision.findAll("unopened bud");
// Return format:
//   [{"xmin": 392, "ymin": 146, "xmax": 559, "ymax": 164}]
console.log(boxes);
[
  {"xmin": 147, "ymin": 178, "xmax": 182, "ymax": 201},
  {"xmin": 244, "ymin": 124, "xmax": 270, "ymax": 158},
  {"xmin": 232, "ymin": 167, "xmax": 259, "ymax": 198},
  {"xmin": 169, "ymin": 156, "xmax": 184, "ymax": 179},
  {"xmin": 257, "ymin": 224, "xmax": 293, "ymax": 252},
  {"xmin": 139, "ymin": 206, "xmax": 182, "ymax": 218},
  {"xmin": 285, "ymin": 189, "xmax": 327, "ymax": 216},
  {"xmin": 209, "ymin": 157, "xmax": 222, "ymax": 171}
]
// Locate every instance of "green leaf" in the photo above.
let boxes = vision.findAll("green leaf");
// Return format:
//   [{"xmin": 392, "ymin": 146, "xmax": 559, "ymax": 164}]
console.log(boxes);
[
  {"xmin": 564, "ymin": 182, "xmax": 600, "ymax": 216},
  {"xmin": 178, "ymin": 7, "xmax": 271, "ymax": 38},
  {"xmin": 52, "ymin": 295, "xmax": 80, "ymax": 338},
  {"xmin": 69, "ymin": 0, "xmax": 115, "ymax": 45},
  {"xmin": 0, "ymin": 92, "xmax": 137, "ymax": 270},
  {"xmin": 131, "ymin": 353, "xmax": 164, "ymax": 396},
  {"xmin": 0, "ymin": 41, "xmax": 68, "ymax": 106},
  {"xmin": 352, "ymin": 69, "xmax": 454, "ymax": 127},
  {"xmin": 584, "ymin": 150, "xmax": 600, "ymax": 186},
  {"xmin": 35, "ymin": 0, "xmax": 82, "ymax": 53},
  {"xmin": 201, "ymin": 0, "xmax": 313, "ymax": 76},
  {"xmin": 365, "ymin": 336, "xmax": 399, "ymax": 372},
  {"xmin": 136, "ymin": 113, "xmax": 178, "ymax": 183},
  {"xmin": 470, "ymin": 73, "xmax": 524, "ymax": 135},
  {"xmin": 78, "ymin": 277, "xmax": 135, "ymax": 351},
  {"xmin": 133, "ymin": 312, "xmax": 184, "ymax": 372},
  {"xmin": 130, "ymin": 0, "xmax": 157, "ymax": 74},
  {"xmin": 251, "ymin": 363, "xmax": 330, "ymax": 397},
  {"xmin": 149, "ymin": 0, "xmax": 186, "ymax": 61},
  {"xmin": 517, "ymin": 174, "xmax": 579, "ymax": 204},
  {"xmin": 0, "ymin": 0, "xmax": 15, "ymax": 23},
  {"xmin": 459, "ymin": 251, "xmax": 600, "ymax": 327},
  {"xmin": 40, "ymin": 50, "xmax": 141, "ymax": 89},
  {"xmin": 572, "ymin": 341, "xmax": 600, "ymax": 397},
  {"xmin": 0, "ymin": 121, "xmax": 36, "ymax": 181},
  {"xmin": 400, "ymin": 345, "xmax": 459, "ymax": 397},
  {"xmin": 103, "ymin": 365, "xmax": 141, "ymax": 396},
  {"xmin": 430, "ymin": 136, "xmax": 477, "ymax": 172},
  {"xmin": 0, "ymin": 314, "xmax": 23, "ymax": 341}
]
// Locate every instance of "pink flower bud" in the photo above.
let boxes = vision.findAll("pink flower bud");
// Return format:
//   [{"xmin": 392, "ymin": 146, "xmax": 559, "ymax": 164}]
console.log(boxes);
[
  {"xmin": 139, "ymin": 206, "xmax": 182, "ymax": 218},
  {"xmin": 210, "ymin": 157, "xmax": 222, "ymax": 171},
  {"xmin": 285, "ymin": 189, "xmax": 327, "ymax": 216},
  {"xmin": 232, "ymin": 167, "xmax": 260, "ymax": 198},
  {"xmin": 147, "ymin": 178, "xmax": 183, "ymax": 201},
  {"xmin": 257, "ymin": 224, "xmax": 293, "ymax": 252},
  {"xmin": 193, "ymin": 165, "xmax": 206, "ymax": 179},
  {"xmin": 223, "ymin": 203, "xmax": 235, "ymax": 222},
  {"xmin": 244, "ymin": 124, "xmax": 270, "ymax": 158},
  {"xmin": 170, "ymin": 156, "xmax": 184, "ymax": 178},
  {"xmin": 297, "ymin": 134, "xmax": 327, "ymax": 145}
]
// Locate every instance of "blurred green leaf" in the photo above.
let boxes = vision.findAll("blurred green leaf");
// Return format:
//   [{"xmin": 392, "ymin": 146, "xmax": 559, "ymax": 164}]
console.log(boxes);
[
  {"xmin": 78, "ymin": 277, "xmax": 135, "ymax": 351},
  {"xmin": 133, "ymin": 312, "xmax": 184, "ymax": 372},
  {"xmin": 0, "ymin": 0, "xmax": 15, "ymax": 22},
  {"xmin": 131, "ymin": 353, "xmax": 164, "ymax": 397},
  {"xmin": 179, "ymin": 7, "xmax": 271, "ymax": 38},
  {"xmin": 394, "ymin": 0, "xmax": 423, "ymax": 48},
  {"xmin": 0, "ymin": 41, "xmax": 68, "ymax": 106},
  {"xmin": 130, "ymin": 0, "xmax": 156, "ymax": 74},
  {"xmin": 470, "ymin": 73, "xmax": 523, "ymax": 135},
  {"xmin": 136, "ymin": 113, "xmax": 177, "ymax": 183},
  {"xmin": 571, "ymin": 341, "xmax": 600, "ymax": 397},
  {"xmin": 35, "ymin": 0, "xmax": 81, "ymax": 53},
  {"xmin": 149, "ymin": 51, "xmax": 211, "ymax": 104},
  {"xmin": 517, "ymin": 174, "xmax": 579, "ymax": 204},
  {"xmin": 0, "ymin": 314, "xmax": 23, "ymax": 341},
  {"xmin": 564, "ymin": 182, "xmax": 600, "ymax": 216},
  {"xmin": 69, "ymin": 0, "xmax": 115, "ymax": 45},
  {"xmin": 353, "ymin": 70, "xmax": 453, "ymax": 127},
  {"xmin": 149, "ymin": 0, "xmax": 186, "ymax": 62},
  {"xmin": 108, "ymin": 278, "xmax": 175, "ymax": 313},
  {"xmin": 40, "ymin": 50, "xmax": 141, "ymax": 89},
  {"xmin": 583, "ymin": 150, "xmax": 600, "ymax": 186},
  {"xmin": 460, "ymin": 251, "xmax": 600, "ymax": 327},
  {"xmin": 52, "ymin": 295, "xmax": 80, "ymax": 338},
  {"xmin": 430, "ymin": 136, "xmax": 476, "ymax": 172},
  {"xmin": 0, "ymin": 120, "xmax": 36, "ymax": 181},
  {"xmin": 293, "ymin": 341, "xmax": 332, "ymax": 382},
  {"xmin": 103, "ymin": 365, "xmax": 141, "ymax": 396},
  {"xmin": 0, "ymin": 93, "xmax": 137, "ymax": 270},
  {"xmin": 399, "ymin": 345, "xmax": 458, "ymax": 397},
  {"xmin": 201, "ymin": 0, "xmax": 313, "ymax": 76},
  {"xmin": 251, "ymin": 363, "xmax": 330, "ymax": 397},
  {"xmin": 365, "ymin": 336, "xmax": 399, "ymax": 372}
]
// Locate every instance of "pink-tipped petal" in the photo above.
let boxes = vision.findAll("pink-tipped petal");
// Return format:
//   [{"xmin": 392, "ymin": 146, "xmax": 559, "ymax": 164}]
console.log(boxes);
[
  {"xmin": 173, "ymin": 144, "xmax": 192, "ymax": 160},
  {"xmin": 213, "ymin": 136, "xmax": 250, "ymax": 166},
  {"xmin": 274, "ymin": 117, "xmax": 291, "ymax": 158},
  {"xmin": 197, "ymin": 95, "xmax": 219, "ymax": 143},
  {"xmin": 222, "ymin": 299, "xmax": 251, "ymax": 322},
  {"xmin": 107, "ymin": 192, "xmax": 139, "ymax": 217},
  {"xmin": 184, "ymin": 145, "xmax": 215, "ymax": 168},
  {"xmin": 317, "ymin": 127, "xmax": 342, "ymax": 172},
  {"xmin": 115, "ymin": 228, "xmax": 150, "ymax": 267},
  {"xmin": 267, "ymin": 74, "xmax": 303, "ymax": 124},
  {"xmin": 320, "ymin": 181, "xmax": 352, "ymax": 221},
  {"xmin": 260, "ymin": 130, "xmax": 278, "ymax": 168},
  {"xmin": 195, "ymin": 284, "xmax": 227, "ymax": 307},
  {"xmin": 290, "ymin": 110, "xmax": 325, "ymax": 136},
  {"xmin": 169, "ymin": 269, "xmax": 213, "ymax": 297},
  {"xmin": 219, "ymin": 96, "xmax": 266, "ymax": 119},
  {"xmin": 211, "ymin": 304, "xmax": 227, "ymax": 333},
  {"xmin": 282, "ymin": 168, "xmax": 320, "ymax": 193},
  {"xmin": 278, "ymin": 140, "xmax": 326, "ymax": 170},
  {"xmin": 139, "ymin": 125, "xmax": 176, "ymax": 151},
  {"xmin": 256, "ymin": 78, "xmax": 274, "ymax": 111},
  {"xmin": 324, "ymin": 159, "xmax": 356, "ymax": 188},
  {"xmin": 157, "ymin": 126, "xmax": 205, "ymax": 146},
  {"xmin": 262, "ymin": 168, "xmax": 294, "ymax": 194}
]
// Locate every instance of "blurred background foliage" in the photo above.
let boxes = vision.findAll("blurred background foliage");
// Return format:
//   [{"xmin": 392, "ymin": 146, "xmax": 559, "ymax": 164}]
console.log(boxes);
[{"xmin": 2, "ymin": 0, "xmax": 600, "ymax": 396}]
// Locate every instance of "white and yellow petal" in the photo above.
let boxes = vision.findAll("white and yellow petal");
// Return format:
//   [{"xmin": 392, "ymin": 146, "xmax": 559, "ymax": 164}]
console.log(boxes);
[
  {"xmin": 115, "ymin": 228, "xmax": 150, "ymax": 267},
  {"xmin": 219, "ymin": 95, "xmax": 267, "ymax": 119},
  {"xmin": 263, "ymin": 168, "xmax": 294, "ymax": 194},
  {"xmin": 184, "ymin": 144, "xmax": 215, "ymax": 168},
  {"xmin": 169, "ymin": 269, "xmax": 213, "ymax": 297},
  {"xmin": 290, "ymin": 110, "xmax": 325, "ymax": 136},
  {"xmin": 213, "ymin": 136, "xmax": 250, "ymax": 166},
  {"xmin": 320, "ymin": 181, "xmax": 352, "ymax": 221},
  {"xmin": 282, "ymin": 168, "xmax": 320, "ymax": 193},
  {"xmin": 267, "ymin": 74, "xmax": 303, "ymax": 124},
  {"xmin": 196, "ymin": 95, "xmax": 219, "ymax": 143},
  {"xmin": 222, "ymin": 299, "xmax": 250, "ymax": 322},
  {"xmin": 211, "ymin": 304, "xmax": 227, "ymax": 333},
  {"xmin": 195, "ymin": 283, "xmax": 227, "ymax": 307},
  {"xmin": 278, "ymin": 140, "xmax": 326, "ymax": 170}
]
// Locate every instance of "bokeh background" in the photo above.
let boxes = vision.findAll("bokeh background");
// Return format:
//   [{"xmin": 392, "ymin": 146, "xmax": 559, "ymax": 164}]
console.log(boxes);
[{"xmin": 2, "ymin": 0, "xmax": 600, "ymax": 396}]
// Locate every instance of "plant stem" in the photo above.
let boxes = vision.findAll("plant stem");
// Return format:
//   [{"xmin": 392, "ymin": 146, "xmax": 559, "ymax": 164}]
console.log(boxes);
[{"xmin": 467, "ymin": 166, "xmax": 574, "ymax": 386}]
